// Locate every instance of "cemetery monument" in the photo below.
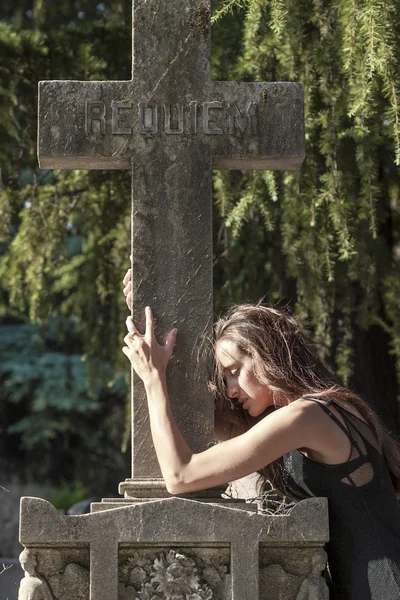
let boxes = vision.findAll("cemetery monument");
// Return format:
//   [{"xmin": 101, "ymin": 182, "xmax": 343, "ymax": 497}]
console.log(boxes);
[{"xmin": 19, "ymin": 1, "xmax": 330, "ymax": 598}]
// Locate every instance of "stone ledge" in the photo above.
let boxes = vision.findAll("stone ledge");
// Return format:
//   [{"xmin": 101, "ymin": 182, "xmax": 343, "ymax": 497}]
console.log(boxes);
[{"xmin": 20, "ymin": 495, "xmax": 329, "ymax": 546}]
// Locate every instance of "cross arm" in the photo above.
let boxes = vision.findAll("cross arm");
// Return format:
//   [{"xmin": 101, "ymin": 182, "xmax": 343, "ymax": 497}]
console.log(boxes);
[
  {"xmin": 209, "ymin": 81, "xmax": 304, "ymax": 170},
  {"xmin": 38, "ymin": 80, "xmax": 134, "ymax": 170}
]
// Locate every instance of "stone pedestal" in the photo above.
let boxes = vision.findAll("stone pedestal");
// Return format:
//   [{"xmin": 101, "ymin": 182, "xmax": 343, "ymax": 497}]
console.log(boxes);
[{"xmin": 18, "ymin": 496, "xmax": 329, "ymax": 600}]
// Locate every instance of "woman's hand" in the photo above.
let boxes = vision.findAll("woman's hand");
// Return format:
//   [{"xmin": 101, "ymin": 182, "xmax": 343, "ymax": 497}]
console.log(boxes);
[
  {"xmin": 122, "ymin": 306, "xmax": 178, "ymax": 384},
  {"xmin": 122, "ymin": 257, "xmax": 132, "ymax": 310}
]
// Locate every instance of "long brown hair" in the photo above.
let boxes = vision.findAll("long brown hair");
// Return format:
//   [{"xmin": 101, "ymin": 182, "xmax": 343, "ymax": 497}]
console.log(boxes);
[{"xmin": 208, "ymin": 303, "xmax": 400, "ymax": 496}]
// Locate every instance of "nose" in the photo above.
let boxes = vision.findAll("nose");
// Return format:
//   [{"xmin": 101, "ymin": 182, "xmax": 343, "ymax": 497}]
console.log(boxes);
[{"xmin": 226, "ymin": 376, "xmax": 239, "ymax": 399}]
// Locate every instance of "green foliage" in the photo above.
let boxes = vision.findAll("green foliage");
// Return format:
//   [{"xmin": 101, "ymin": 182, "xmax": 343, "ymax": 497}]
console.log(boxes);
[
  {"xmin": 211, "ymin": 0, "xmax": 247, "ymax": 24},
  {"xmin": 48, "ymin": 481, "xmax": 91, "ymax": 511},
  {"xmin": 1, "ymin": 325, "xmax": 98, "ymax": 447},
  {"xmin": 0, "ymin": 168, "xmax": 131, "ymax": 368},
  {"xmin": 0, "ymin": 4, "xmax": 134, "ymax": 487},
  {"xmin": 0, "ymin": 321, "xmax": 128, "ymax": 489}
]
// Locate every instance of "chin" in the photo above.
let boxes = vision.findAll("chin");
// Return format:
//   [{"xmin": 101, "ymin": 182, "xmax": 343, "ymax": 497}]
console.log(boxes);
[
  {"xmin": 248, "ymin": 407, "xmax": 263, "ymax": 417},
  {"xmin": 249, "ymin": 405, "xmax": 272, "ymax": 418}
]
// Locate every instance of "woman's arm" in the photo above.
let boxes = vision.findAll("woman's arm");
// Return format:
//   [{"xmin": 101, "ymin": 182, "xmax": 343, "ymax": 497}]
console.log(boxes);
[
  {"xmin": 122, "ymin": 308, "xmax": 315, "ymax": 495},
  {"xmin": 146, "ymin": 375, "xmax": 314, "ymax": 494},
  {"xmin": 143, "ymin": 373, "xmax": 194, "ymax": 490}
]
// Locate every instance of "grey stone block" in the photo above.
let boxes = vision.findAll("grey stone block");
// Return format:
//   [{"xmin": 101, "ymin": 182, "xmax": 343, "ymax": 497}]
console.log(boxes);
[{"xmin": 19, "ymin": 496, "xmax": 328, "ymax": 600}]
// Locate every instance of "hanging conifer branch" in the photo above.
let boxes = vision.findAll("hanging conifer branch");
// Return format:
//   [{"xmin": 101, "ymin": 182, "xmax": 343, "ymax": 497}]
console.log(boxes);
[
  {"xmin": 268, "ymin": 0, "xmax": 287, "ymax": 38},
  {"xmin": 211, "ymin": 0, "xmax": 248, "ymax": 24}
]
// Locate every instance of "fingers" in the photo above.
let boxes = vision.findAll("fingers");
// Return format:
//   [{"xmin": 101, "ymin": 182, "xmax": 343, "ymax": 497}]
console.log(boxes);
[
  {"xmin": 125, "ymin": 316, "xmax": 141, "ymax": 336},
  {"xmin": 125, "ymin": 308, "xmax": 176, "ymax": 350},
  {"xmin": 123, "ymin": 332, "xmax": 137, "ymax": 345},
  {"xmin": 123, "ymin": 268, "xmax": 131, "ymax": 287},
  {"xmin": 124, "ymin": 310, "xmax": 154, "ymax": 338},
  {"xmin": 166, "ymin": 328, "xmax": 178, "ymax": 351},
  {"xmin": 123, "ymin": 263, "xmax": 132, "ymax": 310},
  {"xmin": 145, "ymin": 306, "xmax": 156, "ymax": 340},
  {"xmin": 126, "ymin": 290, "xmax": 132, "ymax": 310},
  {"xmin": 123, "ymin": 279, "xmax": 132, "ymax": 310},
  {"xmin": 123, "ymin": 280, "xmax": 131, "ymax": 295}
]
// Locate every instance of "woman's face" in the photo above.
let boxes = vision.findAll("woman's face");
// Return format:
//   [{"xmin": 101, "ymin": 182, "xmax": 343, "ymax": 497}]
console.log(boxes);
[{"xmin": 216, "ymin": 338, "xmax": 274, "ymax": 417}]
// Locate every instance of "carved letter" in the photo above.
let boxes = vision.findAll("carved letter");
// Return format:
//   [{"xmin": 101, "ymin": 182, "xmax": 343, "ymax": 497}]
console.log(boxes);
[
  {"xmin": 86, "ymin": 102, "xmax": 106, "ymax": 135},
  {"xmin": 164, "ymin": 104, "xmax": 184, "ymax": 135},
  {"xmin": 203, "ymin": 101, "xmax": 223, "ymax": 135},
  {"xmin": 112, "ymin": 101, "xmax": 132, "ymax": 135},
  {"xmin": 228, "ymin": 102, "xmax": 258, "ymax": 135},
  {"xmin": 138, "ymin": 102, "xmax": 158, "ymax": 134},
  {"xmin": 190, "ymin": 101, "xmax": 198, "ymax": 134}
]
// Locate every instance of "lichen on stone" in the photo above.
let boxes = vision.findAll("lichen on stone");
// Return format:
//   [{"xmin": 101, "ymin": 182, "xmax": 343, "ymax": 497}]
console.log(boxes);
[{"xmin": 193, "ymin": 2, "xmax": 210, "ymax": 38}]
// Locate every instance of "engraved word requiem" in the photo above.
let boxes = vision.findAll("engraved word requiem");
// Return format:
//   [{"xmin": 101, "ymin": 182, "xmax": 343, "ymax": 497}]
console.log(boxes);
[{"xmin": 85, "ymin": 100, "xmax": 258, "ymax": 136}]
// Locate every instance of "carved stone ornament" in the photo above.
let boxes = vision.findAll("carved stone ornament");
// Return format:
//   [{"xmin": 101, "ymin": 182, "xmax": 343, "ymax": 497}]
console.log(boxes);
[
  {"xmin": 262, "ymin": 564, "xmax": 302, "ymax": 600},
  {"xmin": 48, "ymin": 562, "xmax": 89, "ymax": 600},
  {"xmin": 18, "ymin": 549, "xmax": 54, "ymax": 600},
  {"xmin": 295, "ymin": 550, "xmax": 329, "ymax": 600},
  {"xmin": 119, "ymin": 549, "xmax": 228, "ymax": 599}
]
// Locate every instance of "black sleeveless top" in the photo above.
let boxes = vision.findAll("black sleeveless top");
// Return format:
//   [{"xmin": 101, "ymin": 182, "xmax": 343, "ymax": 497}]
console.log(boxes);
[{"xmin": 282, "ymin": 396, "xmax": 400, "ymax": 600}]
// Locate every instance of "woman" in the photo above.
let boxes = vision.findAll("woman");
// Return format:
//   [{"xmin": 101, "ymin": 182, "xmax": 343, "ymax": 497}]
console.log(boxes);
[{"xmin": 122, "ymin": 269, "xmax": 400, "ymax": 599}]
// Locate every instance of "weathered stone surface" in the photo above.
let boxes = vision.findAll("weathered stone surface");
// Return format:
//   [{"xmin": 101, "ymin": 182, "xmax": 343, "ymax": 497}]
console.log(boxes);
[
  {"xmin": 37, "ymin": 0, "xmax": 304, "ymax": 483},
  {"xmin": 18, "ymin": 549, "xmax": 54, "ymax": 600},
  {"xmin": 38, "ymin": 81, "xmax": 303, "ymax": 171},
  {"xmin": 19, "ymin": 496, "xmax": 328, "ymax": 600},
  {"xmin": 17, "ymin": 548, "xmax": 90, "ymax": 600},
  {"xmin": 118, "ymin": 548, "xmax": 229, "ymax": 599},
  {"xmin": 260, "ymin": 549, "xmax": 330, "ymax": 600},
  {"xmin": 293, "ymin": 549, "xmax": 329, "ymax": 599}
]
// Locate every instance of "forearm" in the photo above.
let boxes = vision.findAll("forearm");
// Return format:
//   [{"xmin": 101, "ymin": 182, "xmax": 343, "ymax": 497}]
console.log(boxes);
[{"xmin": 144, "ymin": 374, "xmax": 193, "ymax": 493}]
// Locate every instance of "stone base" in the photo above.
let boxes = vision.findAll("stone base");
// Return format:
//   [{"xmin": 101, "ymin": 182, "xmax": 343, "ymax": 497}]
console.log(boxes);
[
  {"xmin": 92, "ymin": 477, "xmax": 257, "ymax": 512},
  {"xmin": 19, "ymin": 495, "xmax": 330, "ymax": 600},
  {"xmin": 91, "ymin": 497, "xmax": 257, "ymax": 512},
  {"xmin": 118, "ymin": 477, "xmax": 227, "ymax": 500}
]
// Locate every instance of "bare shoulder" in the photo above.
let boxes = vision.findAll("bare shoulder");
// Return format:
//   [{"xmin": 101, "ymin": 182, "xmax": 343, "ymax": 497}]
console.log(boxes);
[
  {"xmin": 296, "ymin": 395, "xmax": 367, "ymax": 424},
  {"xmin": 292, "ymin": 396, "xmax": 354, "ymax": 464},
  {"xmin": 251, "ymin": 399, "xmax": 320, "ymax": 437},
  {"xmin": 265, "ymin": 398, "xmax": 321, "ymax": 422},
  {"xmin": 254, "ymin": 398, "xmax": 351, "ymax": 456}
]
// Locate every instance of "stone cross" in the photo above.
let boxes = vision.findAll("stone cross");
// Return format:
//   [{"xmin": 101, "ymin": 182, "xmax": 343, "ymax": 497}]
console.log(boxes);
[{"xmin": 38, "ymin": 0, "xmax": 304, "ymax": 495}]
